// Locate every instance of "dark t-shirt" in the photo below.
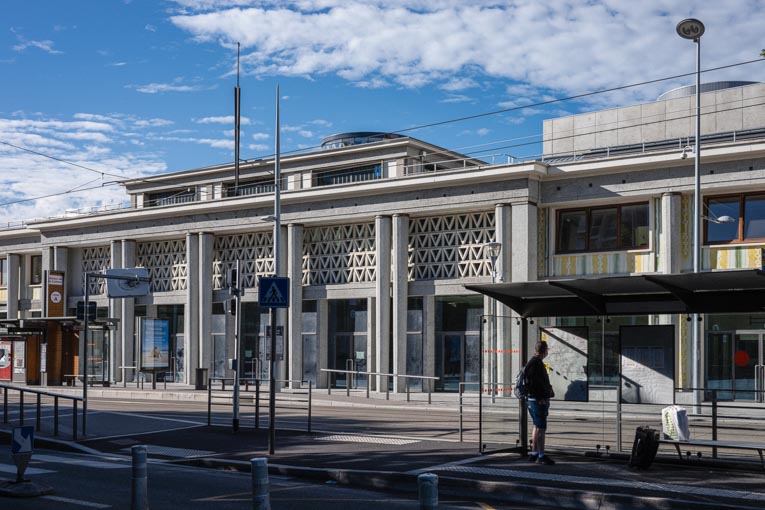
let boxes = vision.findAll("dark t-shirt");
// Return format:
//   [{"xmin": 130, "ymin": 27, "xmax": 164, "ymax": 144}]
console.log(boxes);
[{"xmin": 525, "ymin": 355, "xmax": 554, "ymax": 399}]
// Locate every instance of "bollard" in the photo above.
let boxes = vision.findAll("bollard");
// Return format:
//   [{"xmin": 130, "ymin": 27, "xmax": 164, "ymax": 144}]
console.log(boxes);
[
  {"xmin": 251, "ymin": 457, "xmax": 270, "ymax": 510},
  {"xmin": 131, "ymin": 445, "xmax": 149, "ymax": 510},
  {"xmin": 418, "ymin": 473, "xmax": 438, "ymax": 510}
]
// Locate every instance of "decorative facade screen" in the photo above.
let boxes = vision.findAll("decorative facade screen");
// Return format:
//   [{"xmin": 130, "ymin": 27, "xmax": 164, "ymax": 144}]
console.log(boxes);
[
  {"xmin": 212, "ymin": 232, "xmax": 274, "ymax": 290},
  {"xmin": 303, "ymin": 223, "xmax": 376, "ymax": 285},
  {"xmin": 136, "ymin": 240, "xmax": 188, "ymax": 292},
  {"xmin": 82, "ymin": 246, "xmax": 111, "ymax": 295},
  {"xmin": 409, "ymin": 212, "xmax": 495, "ymax": 280}
]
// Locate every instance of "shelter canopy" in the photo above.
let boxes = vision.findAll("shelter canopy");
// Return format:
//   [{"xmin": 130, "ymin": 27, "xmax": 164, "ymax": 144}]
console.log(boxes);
[{"xmin": 465, "ymin": 269, "xmax": 765, "ymax": 318}]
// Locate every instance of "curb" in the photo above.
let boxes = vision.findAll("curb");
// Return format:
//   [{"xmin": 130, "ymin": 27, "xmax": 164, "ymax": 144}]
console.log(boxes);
[{"xmin": 178, "ymin": 457, "xmax": 765, "ymax": 510}]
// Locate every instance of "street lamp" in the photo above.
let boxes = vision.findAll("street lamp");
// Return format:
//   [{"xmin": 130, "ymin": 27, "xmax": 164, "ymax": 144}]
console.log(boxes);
[
  {"xmin": 485, "ymin": 241, "xmax": 502, "ymax": 402},
  {"xmin": 677, "ymin": 18, "xmax": 705, "ymax": 411}
]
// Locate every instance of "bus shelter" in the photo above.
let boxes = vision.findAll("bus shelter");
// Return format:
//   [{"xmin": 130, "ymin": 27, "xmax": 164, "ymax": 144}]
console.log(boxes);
[{"xmin": 465, "ymin": 268, "xmax": 765, "ymax": 454}]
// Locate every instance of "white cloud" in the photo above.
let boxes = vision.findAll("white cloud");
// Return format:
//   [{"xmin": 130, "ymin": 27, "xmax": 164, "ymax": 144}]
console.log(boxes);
[
  {"xmin": 145, "ymin": 24, "xmax": 158, "ymax": 32},
  {"xmin": 12, "ymin": 36, "xmax": 63, "ymax": 55},
  {"xmin": 131, "ymin": 82, "xmax": 215, "ymax": 94},
  {"xmin": 247, "ymin": 143, "xmax": 270, "ymax": 151},
  {"xmin": 169, "ymin": 1, "xmax": 765, "ymax": 104},
  {"xmin": 111, "ymin": 62, "xmax": 128, "ymax": 67},
  {"xmin": 251, "ymin": 132, "xmax": 269, "ymax": 140},
  {"xmin": 196, "ymin": 115, "xmax": 252, "ymax": 125},
  {"xmin": 440, "ymin": 94, "xmax": 474, "ymax": 104}
]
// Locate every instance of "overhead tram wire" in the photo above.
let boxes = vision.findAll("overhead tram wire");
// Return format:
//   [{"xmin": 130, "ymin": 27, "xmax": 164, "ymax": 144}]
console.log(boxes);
[
  {"xmin": 238, "ymin": 56, "xmax": 765, "ymax": 164},
  {"xmin": 7, "ymin": 91, "xmax": 765, "ymax": 211},
  {"xmin": 3, "ymin": 56, "xmax": 763, "ymax": 205}
]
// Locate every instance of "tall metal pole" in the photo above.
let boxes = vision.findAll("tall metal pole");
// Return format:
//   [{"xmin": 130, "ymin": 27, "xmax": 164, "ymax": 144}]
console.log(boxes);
[
  {"xmin": 269, "ymin": 85, "xmax": 281, "ymax": 455},
  {"xmin": 692, "ymin": 33, "xmax": 702, "ymax": 412},
  {"xmin": 233, "ymin": 260, "xmax": 241, "ymax": 432},
  {"xmin": 234, "ymin": 42, "xmax": 241, "ymax": 194},
  {"xmin": 677, "ymin": 18, "xmax": 705, "ymax": 413}
]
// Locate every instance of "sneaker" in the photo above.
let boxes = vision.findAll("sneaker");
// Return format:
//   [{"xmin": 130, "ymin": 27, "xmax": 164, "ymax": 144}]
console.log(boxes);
[
  {"xmin": 536, "ymin": 455, "xmax": 556, "ymax": 465},
  {"xmin": 527, "ymin": 454, "xmax": 539, "ymax": 462}
]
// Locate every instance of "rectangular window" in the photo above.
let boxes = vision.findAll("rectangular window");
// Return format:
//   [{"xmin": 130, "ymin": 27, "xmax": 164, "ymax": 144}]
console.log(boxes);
[
  {"xmin": 0, "ymin": 258, "xmax": 6, "ymax": 286},
  {"xmin": 30, "ymin": 255, "xmax": 42, "ymax": 285},
  {"xmin": 557, "ymin": 203, "xmax": 649, "ymax": 253},
  {"xmin": 145, "ymin": 188, "xmax": 196, "ymax": 207},
  {"xmin": 705, "ymin": 193, "xmax": 765, "ymax": 243},
  {"xmin": 315, "ymin": 164, "xmax": 382, "ymax": 187}
]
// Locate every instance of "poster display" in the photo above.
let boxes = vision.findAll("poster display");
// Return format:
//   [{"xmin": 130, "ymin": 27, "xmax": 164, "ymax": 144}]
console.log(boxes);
[
  {"xmin": 620, "ymin": 325, "xmax": 674, "ymax": 404},
  {"xmin": 141, "ymin": 319, "xmax": 170, "ymax": 370},
  {"xmin": 540, "ymin": 326, "xmax": 589, "ymax": 401}
]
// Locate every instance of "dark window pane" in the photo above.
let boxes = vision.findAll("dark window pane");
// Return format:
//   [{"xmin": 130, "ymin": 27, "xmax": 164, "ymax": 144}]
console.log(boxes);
[
  {"xmin": 558, "ymin": 211, "xmax": 587, "ymax": 251},
  {"xmin": 744, "ymin": 195, "xmax": 765, "ymax": 239},
  {"xmin": 621, "ymin": 204, "xmax": 649, "ymax": 248},
  {"xmin": 589, "ymin": 208, "xmax": 618, "ymax": 250},
  {"xmin": 707, "ymin": 197, "xmax": 739, "ymax": 242},
  {"xmin": 30, "ymin": 255, "xmax": 42, "ymax": 285}
]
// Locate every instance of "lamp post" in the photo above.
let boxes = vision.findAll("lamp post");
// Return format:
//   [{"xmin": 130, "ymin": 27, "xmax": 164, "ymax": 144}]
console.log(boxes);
[
  {"xmin": 677, "ymin": 18, "xmax": 705, "ymax": 411},
  {"xmin": 485, "ymin": 241, "xmax": 502, "ymax": 402}
]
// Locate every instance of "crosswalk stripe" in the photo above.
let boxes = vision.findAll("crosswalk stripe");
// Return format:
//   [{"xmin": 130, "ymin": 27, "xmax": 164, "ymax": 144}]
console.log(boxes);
[{"xmin": 42, "ymin": 495, "xmax": 111, "ymax": 508}]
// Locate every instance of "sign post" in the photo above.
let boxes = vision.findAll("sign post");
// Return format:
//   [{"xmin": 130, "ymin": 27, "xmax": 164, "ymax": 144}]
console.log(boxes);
[
  {"xmin": 11, "ymin": 426, "xmax": 34, "ymax": 483},
  {"xmin": 259, "ymin": 276, "xmax": 289, "ymax": 455}
]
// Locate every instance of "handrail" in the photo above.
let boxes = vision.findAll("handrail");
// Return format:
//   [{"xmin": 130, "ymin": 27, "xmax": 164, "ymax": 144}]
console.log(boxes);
[
  {"xmin": 207, "ymin": 377, "xmax": 312, "ymax": 432},
  {"xmin": 320, "ymin": 368, "xmax": 439, "ymax": 403},
  {"xmin": 1, "ymin": 383, "xmax": 82, "ymax": 440}
]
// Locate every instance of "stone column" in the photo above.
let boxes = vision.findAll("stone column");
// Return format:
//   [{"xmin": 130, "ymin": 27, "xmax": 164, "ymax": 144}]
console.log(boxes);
[
  {"xmin": 494, "ymin": 204, "xmax": 513, "ymax": 389},
  {"xmin": 120, "ymin": 240, "xmax": 136, "ymax": 382},
  {"xmin": 392, "ymin": 214, "xmax": 409, "ymax": 392},
  {"xmin": 6, "ymin": 254, "xmax": 19, "ymax": 319},
  {"xmin": 375, "ymin": 216, "xmax": 392, "ymax": 392},
  {"xmin": 423, "ymin": 295, "xmax": 436, "ymax": 393},
  {"xmin": 110, "ymin": 240, "xmax": 123, "ymax": 384},
  {"xmin": 317, "ymin": 298, "xmax": 329, "ymax": 388},
  {"xmin": 660, "ymin": 193, "xmax": 682, "ymax": 275},
  {"xmin": 277, "ymin": 224, "xmax": 288, "ymax": 389},
  {"xmin": 185, "ymin": 233, "xmax": 199, "ymax": 385},
  {"xmin": 510, "ymin": 201, "xmax": 538, "ymax": 376},
  {"xmin": 287, "ymin": 224, "xmax": 304, "ymax": 388},
  {"xmin": 198, "ymin": 233, "xmax": 214, "ymax": 377}
]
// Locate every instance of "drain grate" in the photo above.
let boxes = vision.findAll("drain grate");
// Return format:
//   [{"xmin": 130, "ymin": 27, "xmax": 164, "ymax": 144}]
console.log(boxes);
[
  {"xmin": 121, "ymin": 445, "xmax": 214, "ymax": 458},
  {"xmin": 315, "ymin": 434, "xmax": 419, "ymax": 446}
]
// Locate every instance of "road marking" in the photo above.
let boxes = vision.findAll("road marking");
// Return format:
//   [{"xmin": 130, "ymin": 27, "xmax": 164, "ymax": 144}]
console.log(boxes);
[
  {"xmin": 41, "ymin": 495, "xmax": 111, "ymax": 508},
  {"xmin": 0, "ymin": 464, "xmax": 54, "ymax": 475},
  {"xmin": 121, "ymin": 445, "xmax": 214, "ymax": 458},
  {"xmin": 80, "ymin": 424, "xmax": 204, "ymax": 443},
  {"xmin": 407, "ymin": 453, "xmax": 498, "ymax": 474},
  {"xmin": 34, "ymin": 454, "xmax": 128, "ymax": 470},
  {"xmin": 477, "ymin": 503, "xmax": 496, "ymax": 510}
]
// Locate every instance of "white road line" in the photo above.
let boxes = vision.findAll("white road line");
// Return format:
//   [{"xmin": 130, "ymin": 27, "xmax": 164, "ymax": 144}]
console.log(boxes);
[
  {"xmin": 41, "ymin": 495, "xmax": 111, "ymax": 508},
  {"xmin": 406, "ymin": 453, "xmax": 506, "ymax": 475},
  {"xmin": 80, "ymin": 423, "xmax": 204, "ymax": 443},
  {"xmin": 34, "ymin": 454, "xmax": 129, "ymax": 469}
]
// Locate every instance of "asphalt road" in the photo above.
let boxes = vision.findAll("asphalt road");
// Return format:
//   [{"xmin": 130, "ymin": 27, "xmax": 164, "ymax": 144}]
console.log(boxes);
[{"xmin": 1, "ymin": 448, "xmax": 554, "ymax": 510}]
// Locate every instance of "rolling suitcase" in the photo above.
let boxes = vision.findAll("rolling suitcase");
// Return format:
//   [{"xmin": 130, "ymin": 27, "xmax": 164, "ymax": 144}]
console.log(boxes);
[{"xmin": 628, "ymin": 426, "xmax": 660, "ymax": 469}]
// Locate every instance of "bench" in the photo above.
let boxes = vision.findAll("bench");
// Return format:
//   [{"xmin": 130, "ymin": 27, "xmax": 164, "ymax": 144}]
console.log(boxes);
[{"xmin": 660, "ymin": 438, "xmax": 765, "ymax": 468}]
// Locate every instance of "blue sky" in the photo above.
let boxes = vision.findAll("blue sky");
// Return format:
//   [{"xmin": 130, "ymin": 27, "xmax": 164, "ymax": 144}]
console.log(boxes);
[{"xmin": 1, "ymin": 0, "xmax": 764, "ymax": 224}]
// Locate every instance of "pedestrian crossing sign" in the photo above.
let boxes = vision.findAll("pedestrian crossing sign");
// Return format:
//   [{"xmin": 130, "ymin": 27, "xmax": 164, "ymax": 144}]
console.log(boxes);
[{"xmin": 258, "ymin": 276, "xmax": 290, "ymax": 308}]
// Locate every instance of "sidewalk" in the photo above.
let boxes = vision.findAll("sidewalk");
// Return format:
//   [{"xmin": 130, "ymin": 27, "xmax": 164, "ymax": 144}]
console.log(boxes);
[{"xmin": 4, "ymin": 383, "xmax": 765, "ymax": 509}]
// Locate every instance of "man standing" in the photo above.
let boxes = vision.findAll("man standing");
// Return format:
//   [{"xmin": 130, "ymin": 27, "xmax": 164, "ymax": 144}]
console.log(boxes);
[{"xmin": 526, "ymin": 340, "xmax": 555, "ymax": 465}]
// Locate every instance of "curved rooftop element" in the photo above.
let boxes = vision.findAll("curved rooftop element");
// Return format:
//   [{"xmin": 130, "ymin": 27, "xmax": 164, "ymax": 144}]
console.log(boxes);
[
  {"xmin": 321, "ymin": 132, "xmax": 403, "ymax": 150},
  {"xmin": 657, "ymin": 81, "xmax": 759, "ymax": 101}
]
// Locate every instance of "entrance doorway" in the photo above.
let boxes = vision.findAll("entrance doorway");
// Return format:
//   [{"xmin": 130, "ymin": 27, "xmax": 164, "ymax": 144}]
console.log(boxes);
[
  {"xmin": 331, "ymin": 333, "xmax": 367, "ymax": 389},
  {"xmin": 436, "ymin": 333, "xmax": 479, "ymax": 392},
  {"xmin": 707, "ymin": 330, "xmax": 765, "ymax": 401}
]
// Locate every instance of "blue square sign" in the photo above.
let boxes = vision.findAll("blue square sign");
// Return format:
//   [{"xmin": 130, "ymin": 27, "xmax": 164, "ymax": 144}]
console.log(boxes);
[
  {"xmin": 258, "ymin": 277, "xmax": 290, "ymax": 308},
  {"xmin": 12, "ymin": 426, "xmax": 34, "ymax": 454}
]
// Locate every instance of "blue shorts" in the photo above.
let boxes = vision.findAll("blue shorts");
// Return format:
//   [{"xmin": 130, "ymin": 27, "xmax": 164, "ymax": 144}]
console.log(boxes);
[{"xmin": 527, "ymin": 399, "xmax": 549, "ymax": 430}]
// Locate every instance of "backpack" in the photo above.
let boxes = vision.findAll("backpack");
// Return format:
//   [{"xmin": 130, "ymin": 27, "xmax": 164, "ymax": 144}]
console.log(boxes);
[{"xmin": 514, "ymin": 362, "xmax": 529, "ymax": 399}]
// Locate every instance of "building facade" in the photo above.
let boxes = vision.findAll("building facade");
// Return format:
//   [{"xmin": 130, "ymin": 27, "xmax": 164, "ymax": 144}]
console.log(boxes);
[{"xmin": 2, "ymin": 82, "xmax": 765, "ymax": 401}]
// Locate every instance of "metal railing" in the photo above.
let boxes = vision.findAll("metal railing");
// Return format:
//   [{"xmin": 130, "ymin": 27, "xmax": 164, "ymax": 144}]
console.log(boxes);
[
  {"xmin": 1, "ymin": 383, "xmax": 82, "ymax": 440},
  {"xmin": 320, "ymin": 368, "xmax": 439, "ymax": 404},
  {"xmin": 207, "ymin": 377, "xmax": 312, "ymax": 432}
]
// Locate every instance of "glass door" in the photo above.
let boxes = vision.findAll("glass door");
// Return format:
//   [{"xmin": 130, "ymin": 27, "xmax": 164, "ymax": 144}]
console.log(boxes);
[
  {"xmin": 734, "ymin": 332, "xmax": 761, "ymax": 400},
  {"xmin": 706, "ymin": 331, "xmax": 733, "ymax": 400},
  {"xmin": 332, "ymin": 334, "xmax": 352, "ymax": 388}
]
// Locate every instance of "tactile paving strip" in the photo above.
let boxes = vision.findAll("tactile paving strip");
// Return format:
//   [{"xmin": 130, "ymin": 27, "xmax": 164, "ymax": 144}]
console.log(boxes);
[{"xmin": 315, "ymin": 434, "xmax": 419, "ymax": 446}]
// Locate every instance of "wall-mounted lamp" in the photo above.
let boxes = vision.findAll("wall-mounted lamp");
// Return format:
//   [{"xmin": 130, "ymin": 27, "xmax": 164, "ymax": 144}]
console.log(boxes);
[
  {"xmin": 681, "ymin": 146, "xmax": 693, "ymax": 159},
  {"xmin": 702, "ymin": 214, "xmax": 735, "ymax": 224}
]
